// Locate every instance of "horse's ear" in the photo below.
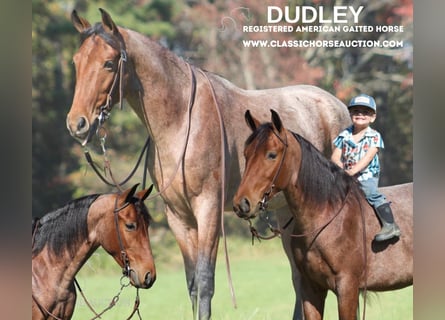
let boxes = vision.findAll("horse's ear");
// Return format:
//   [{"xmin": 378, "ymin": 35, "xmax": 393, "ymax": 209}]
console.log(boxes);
[
  {"xmin": 71, "ymin": 10, "xmax": 91, "ymax": 33},
  {"xmin": 270, "ymin": 109, "xmax": 283, "ymax": 132},
  {"xmin": 123, "ymin": 184, "xmax": 140, "ymax": 203},
  {"xmin": 99, "ymin": 8, "xmax": 119, "ymax": 36},
  {"xmin": 137, "ymin": 184, "xmax": 154, "ymax": 202},
  {"xmin": 245, "ymin": 110, "xmax": 260, "ymax": 132}
]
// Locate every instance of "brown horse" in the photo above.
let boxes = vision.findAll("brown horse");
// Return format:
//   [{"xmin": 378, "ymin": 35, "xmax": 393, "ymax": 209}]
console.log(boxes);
[
  {"xmin": 32, "ymin": 184, "xmax": 156, "ymax": 320},
  {"xmin": 65, "ymin": 9, "xmax": 352, "ymax": 319},
  {"xmin": 233, "ymin": 110, "xmax": 413, "ymax": 320}
]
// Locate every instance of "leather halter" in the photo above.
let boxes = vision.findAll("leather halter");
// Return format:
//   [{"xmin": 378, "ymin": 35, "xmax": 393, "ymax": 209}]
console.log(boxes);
[
  {"xmin": 113, "ymin": 195, "xmax": 134, "ymax": 277},
  {"xmin": 258, "ymin": 129, "xmax": 288, "ymax": 211},
  {"xmin": 82, "ymin": 49, "xmax": 127, "ymax": 146}
]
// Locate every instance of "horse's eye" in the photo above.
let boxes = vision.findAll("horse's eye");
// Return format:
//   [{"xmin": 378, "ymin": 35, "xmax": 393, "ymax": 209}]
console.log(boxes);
[
  {"xmin": 267, "ymin": 151, "xmax": 277, "ymax": 160},
  {"xmin": 104, "ymin": 60, "xmax": 114, "ymax": 71},
  {"xmin": 125, "ymin": 222, "xmax": 137, "ymax": 231}
]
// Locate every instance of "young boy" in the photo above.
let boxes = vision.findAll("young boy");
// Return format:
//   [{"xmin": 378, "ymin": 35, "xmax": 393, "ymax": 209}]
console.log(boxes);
[{"xmin": 331, "ymin": 94, "xmax": 401, "ymax": 242}]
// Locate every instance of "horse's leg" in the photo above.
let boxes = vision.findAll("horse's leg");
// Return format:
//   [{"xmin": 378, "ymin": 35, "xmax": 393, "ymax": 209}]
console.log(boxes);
[
  {"xmin": 165, "ymin": 206, "xmax": 199, "ymax": 316},
  {"xmin": 336, "ymin": 277, "xmax": 359, "ymax": 320},
  {"xmin": 301, "ymin": 278, "xmax": 327, "ymax": 320},
  {"xmin": 194, "ymin": 199, "xmax": 220, "ymax": 320},
  {"xmin": 276, "ymin": 209, "xmax": 304, "ymax": 320},
  {"xmin": 287, "ymin": 246, "xmax": 304, "ymax": 320}
]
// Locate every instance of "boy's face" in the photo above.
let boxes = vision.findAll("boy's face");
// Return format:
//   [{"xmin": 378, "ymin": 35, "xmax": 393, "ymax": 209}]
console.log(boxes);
[{"xmin": 349, "ymin": 106, "xmax": 376, "ymax": 127}]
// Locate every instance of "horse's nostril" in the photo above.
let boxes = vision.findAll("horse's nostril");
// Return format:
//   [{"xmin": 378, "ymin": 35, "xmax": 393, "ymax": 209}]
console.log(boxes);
[
  {"xmin": 240, "ymin": 197, "xmax": 250, "ymax": 214},
  {"xmin": 233, "ymin": 198, "xmax": 251, "ymax": 218},
  {"xmin": 144, "ymin": 272, "xmax": 155, "ymax": 288},
  {"xmin": 77, "ymin": 117, "xmax": 87, "ymax": 131}
]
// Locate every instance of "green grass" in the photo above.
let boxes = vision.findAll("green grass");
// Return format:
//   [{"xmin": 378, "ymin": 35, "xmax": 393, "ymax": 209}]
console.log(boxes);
[{"xmin": 72, "ymin": 235, "xmax": 412, "ymax": 319}]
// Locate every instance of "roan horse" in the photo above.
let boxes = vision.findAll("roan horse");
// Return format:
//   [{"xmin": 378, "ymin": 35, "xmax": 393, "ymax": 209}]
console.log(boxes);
[
  {"xmin": 65, "ymin": 8, "xmax": 352, "ymax": 319},
  {"xmin": 233, "ymin": 110, "xmax": 413, "ymax": 320},
  {"xmin": 32, "ymin": 184, "xmax": 156, "ymax": 320}
]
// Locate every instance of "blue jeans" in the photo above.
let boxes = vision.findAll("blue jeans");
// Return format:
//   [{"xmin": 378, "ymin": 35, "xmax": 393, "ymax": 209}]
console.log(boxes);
[{"xmin": 359, "ymin": 177, "xmax": 387, "ymax": 208}]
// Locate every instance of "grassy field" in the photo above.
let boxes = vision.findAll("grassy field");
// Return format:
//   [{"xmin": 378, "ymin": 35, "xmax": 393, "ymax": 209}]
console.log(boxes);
[{"xmin": 72, "ymin": 234, "xmax": 412, "ymax": 319}]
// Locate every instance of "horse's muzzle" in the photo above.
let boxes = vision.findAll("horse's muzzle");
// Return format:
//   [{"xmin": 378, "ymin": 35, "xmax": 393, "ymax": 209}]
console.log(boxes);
[
  {"xmin": 67, "ymin": 114, "xmax": 88, "ymax": 136},
  {"xmin": 233, "ymin": 197, "xmax": 256, "ymax": 220},
  {"xmin": 129, "ymin": 269, "xmax": 156, "ymax": 289},
  {"xmin": 66, "ymin": 115, "xmax": 98, "ymax": 146}
]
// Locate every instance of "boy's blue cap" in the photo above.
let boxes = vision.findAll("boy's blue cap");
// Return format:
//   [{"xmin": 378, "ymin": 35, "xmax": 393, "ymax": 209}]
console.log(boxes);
[{"xmin": 348, "ymin": 94, "xmax": 376, "ymax": 112}]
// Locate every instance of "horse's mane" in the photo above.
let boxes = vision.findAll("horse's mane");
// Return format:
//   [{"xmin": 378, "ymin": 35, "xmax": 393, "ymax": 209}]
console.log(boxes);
[
  {"xmin": 32, "ymin": 194, "xmax": 100, "ymax": 258},
  {"xmin": 246, "ymin": 123, "xmax": 363, "ymax": 207},
  {"xmin": 291, "ymin": 132, "xmax": 364, "ymax": 207}
]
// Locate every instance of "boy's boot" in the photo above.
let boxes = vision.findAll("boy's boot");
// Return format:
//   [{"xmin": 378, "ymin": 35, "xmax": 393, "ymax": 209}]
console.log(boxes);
[{"xmin": 374, "ymin": 203, "xmax": 401, "ymax": 241}]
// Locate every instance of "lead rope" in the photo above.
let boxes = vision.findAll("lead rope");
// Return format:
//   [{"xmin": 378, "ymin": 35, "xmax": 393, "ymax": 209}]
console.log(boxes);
[{"xmin": 198, "ymin": 69, "xmax": 237, "ymax": 309}]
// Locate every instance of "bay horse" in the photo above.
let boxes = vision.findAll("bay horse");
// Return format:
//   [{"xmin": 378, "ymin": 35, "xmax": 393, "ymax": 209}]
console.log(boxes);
[
  {"xmin": 65, "ymin": 8, "xmax": 352, "ymax": 319},
  {"xmin": 32, "ymin": 184, "xmax": 156, "ymax": 320},
  {"xmin": 233, "ymin": 110, "xmax": 413, "ymax": 320}
]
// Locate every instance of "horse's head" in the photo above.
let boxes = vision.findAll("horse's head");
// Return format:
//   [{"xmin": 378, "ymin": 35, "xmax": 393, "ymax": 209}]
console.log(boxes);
[
  {"xmin": 66, "ymin": 9, "xmax": 128, "ymax": 145},
  {"xmin": 102, "ymin": 184, "xmax": 156, "ymax": 289},
  {"xmin": 233, "ymin": 110, "xmax": 291, "ymax": 219}
]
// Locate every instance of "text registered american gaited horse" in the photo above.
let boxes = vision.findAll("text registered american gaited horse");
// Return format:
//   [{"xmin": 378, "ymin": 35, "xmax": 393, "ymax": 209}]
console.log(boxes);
[
  {"xmin": 32, "ymin": 184, "xmax": 156, "ymax": 320},
  {"xmin": 233, "ymin": 110, "xmax": 413, "ymax": 320},
  {"xmin": 65, "ymin": 8, "xmax": 352, "ymax": 319}
]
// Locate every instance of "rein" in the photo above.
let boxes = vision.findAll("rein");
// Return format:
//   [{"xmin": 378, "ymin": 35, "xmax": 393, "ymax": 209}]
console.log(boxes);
[
  {"xmin": 83, "ymin": 135, "xmax": 150, "ymax": 191},
  {"xmin": 144, "ymin": 63, "xmax": 197, "ymax": 201}
]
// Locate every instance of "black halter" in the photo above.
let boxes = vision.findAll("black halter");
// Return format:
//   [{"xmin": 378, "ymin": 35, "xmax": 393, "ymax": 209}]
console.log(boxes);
[
  {"xmin": 258, "ymin": 129, "xmax": 288, "ymax": 211},
  {"xmin": 113, "ymin": 195, "xmax": 133, "ymax": 277},
  {"xmin": 82, "ymin": 48, "xmax": 128, "ymax": 147}
]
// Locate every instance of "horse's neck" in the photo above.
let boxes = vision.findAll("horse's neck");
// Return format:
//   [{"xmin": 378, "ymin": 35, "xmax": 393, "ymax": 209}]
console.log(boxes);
[
  {"xmin": 282, "ymin": 135, "xmax": 329, "ymax": 230},
  {"xmin": 123, "ymin": 29, "xmax": 192, "ymax": 145},
  {"xmin": 32, "ymin": 241, "xmax": 97, "ymax": 301}
]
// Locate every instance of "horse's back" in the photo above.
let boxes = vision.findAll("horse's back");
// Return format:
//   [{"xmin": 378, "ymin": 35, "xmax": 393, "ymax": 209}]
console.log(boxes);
[
  {"xmin": 366, "ymin": 182, "xmax": 413, "ymax": 290},
  {"xmin": 216, "ymin": 78, "xmax": 351, "ymax": 153},
  {"xmin": 380, "ymin": 182, "xmax": 413, "ymax": 222},
  {"xmin": 215, "ymin": 79, "xmax": 350, "ymax": 204}
]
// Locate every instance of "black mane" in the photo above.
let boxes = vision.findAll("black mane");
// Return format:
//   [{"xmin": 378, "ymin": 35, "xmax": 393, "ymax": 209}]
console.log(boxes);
[
  {"xmin": 292, "ymin": 132, "xmax": 363, "ymax": 207},
  {"xmin": 32, "ymin": 194, "xmax": 100, "ymax": 257}
]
